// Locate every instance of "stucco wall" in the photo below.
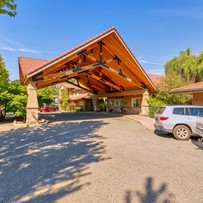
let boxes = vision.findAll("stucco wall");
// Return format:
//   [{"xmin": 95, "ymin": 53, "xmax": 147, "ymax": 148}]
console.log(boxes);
[
  {"xmin": 192, "ymin": 93, "xmax": 203, "ymax": 105},
  {"xmin": 107, "ymin": 95, "xmax": 142, "ymax": 114}
]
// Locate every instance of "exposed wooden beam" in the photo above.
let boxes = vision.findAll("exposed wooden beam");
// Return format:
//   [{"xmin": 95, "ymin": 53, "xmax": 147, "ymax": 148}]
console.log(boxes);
[
  {"xmin": 86, "ymin": 72, "xmax": 123, "ymax": 92},
  {"xmin": 103, "ymin": 45, "xmax": 143, "ymax": 84},
  {"xmin": 37, "ymin": 77, "xmax": 70, "ymax": 89},
  {"xmin": 84, "ymin": 74, "xmax": 108, "ymax": 92},
  {"xmin": 85, "ymin": 53, "xmax": 144, "ymax": 89},
  {"xmin": 97, "ymin": 89, "xmax": 146, "ymax": 97},
  {"xmin": 66, "ymin": 80, "xmax": 95, "ymax": 94},
  {"xmin": 43, "ymin": 63, "xmax": 96, "ymax": 81},
  {"xmin": 76, "ymin": 79, "xmax": 98, "ymax": 94},
  {"xmin": 101, "ymin": 64, "xmax": 145, "ymax": 89}
]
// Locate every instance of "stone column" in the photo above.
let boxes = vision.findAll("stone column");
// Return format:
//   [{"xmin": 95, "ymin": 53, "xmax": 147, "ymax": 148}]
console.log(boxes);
[
  {"xmin": 26, "ymin": 82, "xmax": 39, "ymax": 126},
  {"xmin": 92, "ymin": 95, "xmax": 99, "ymax": 111},
  {"xmin": 140, "ymin": 90, "xmax": 149, "ymax": 116}
]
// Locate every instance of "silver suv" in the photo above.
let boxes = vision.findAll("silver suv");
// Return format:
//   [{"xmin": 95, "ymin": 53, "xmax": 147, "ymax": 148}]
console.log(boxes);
[{"xmin": 154, "ymin": 105, "xmax": 203, "ymax": 140}]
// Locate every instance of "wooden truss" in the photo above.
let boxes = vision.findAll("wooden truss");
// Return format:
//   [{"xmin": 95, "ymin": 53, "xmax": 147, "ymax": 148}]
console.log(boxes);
[{"xmin": 32, "ymin": 41, "xmax": 145, "ymax": 93}]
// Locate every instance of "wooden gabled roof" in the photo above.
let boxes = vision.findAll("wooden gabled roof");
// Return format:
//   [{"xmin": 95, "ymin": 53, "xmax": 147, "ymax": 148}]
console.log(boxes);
[{"xmin": 18, "ymin": 27, "xmax": 156, "ymax": 94}]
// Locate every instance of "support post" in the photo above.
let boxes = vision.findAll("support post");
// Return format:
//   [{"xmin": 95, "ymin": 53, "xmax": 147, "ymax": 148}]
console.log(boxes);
[
  {"xmin": 92, "ymin": 95, "xmax": 99, "ymax": 111},
  {"xmin": 26, "ymin": 82, "xmax": 39, "ymax": 126},
  {"xmin": 140, "ymin": 90, "xmax": 149, "ymax": 116}
]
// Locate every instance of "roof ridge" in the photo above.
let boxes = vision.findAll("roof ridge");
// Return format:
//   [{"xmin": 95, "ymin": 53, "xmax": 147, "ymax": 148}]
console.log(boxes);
[
  {"xmin": 18, "ymin": 56, "xmax": 48, "ymax": 61},
  {"xmin": 26, "ymin": 26, "xmax": 116, "ymax": 76}
]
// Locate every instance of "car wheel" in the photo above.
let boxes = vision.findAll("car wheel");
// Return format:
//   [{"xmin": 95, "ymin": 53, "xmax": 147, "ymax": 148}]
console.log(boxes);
[{"xmin": 173, "ymin": 125, "xmax": 191, "ymax": 141}]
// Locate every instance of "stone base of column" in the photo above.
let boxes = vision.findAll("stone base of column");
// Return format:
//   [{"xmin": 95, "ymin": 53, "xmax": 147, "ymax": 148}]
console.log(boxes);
[
  {"xmin": 140, "ymin": 106, "xmax": 149, "ymax": 116},
  {"xmin": 140, "ymin": 89, "xmax": 149, "ymax": 116},
  {"xmin": 26, "ymin": 108, "xmax": 40, "ymax": 126}
]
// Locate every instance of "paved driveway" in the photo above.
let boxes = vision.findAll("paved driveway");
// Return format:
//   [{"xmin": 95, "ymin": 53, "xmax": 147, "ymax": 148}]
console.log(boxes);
[{"xmin": 0, "ymin": 112, "xmax": 203, "ymax": 203}]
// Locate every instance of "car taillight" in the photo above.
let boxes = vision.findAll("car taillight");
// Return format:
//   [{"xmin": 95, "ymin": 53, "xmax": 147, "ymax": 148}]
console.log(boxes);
[{"xmin": 160, "ymin": 116, "xmax": 169, "ymax": 121}]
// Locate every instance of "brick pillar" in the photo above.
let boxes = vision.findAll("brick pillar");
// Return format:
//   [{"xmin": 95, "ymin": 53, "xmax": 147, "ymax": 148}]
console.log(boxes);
[
  {"xmin": 140, "ymin": 90, "xmax": 149, "ymax": 116},
  {"xmin": 26, "ymin": 82, "xmax": 39, "ymax": 126}
]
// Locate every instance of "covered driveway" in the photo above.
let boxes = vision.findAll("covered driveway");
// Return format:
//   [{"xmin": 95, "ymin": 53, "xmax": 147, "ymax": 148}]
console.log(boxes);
[{"xmin": 18, "ymin": 27, "xmax": 156, "ymax": 125}]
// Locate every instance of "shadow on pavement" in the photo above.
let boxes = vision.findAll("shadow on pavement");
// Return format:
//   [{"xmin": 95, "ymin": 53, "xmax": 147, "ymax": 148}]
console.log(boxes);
[
  {"xmin": 124, "ymin": 177, "xmax": 176, "ymax": 203},
  {"xmin": 154, "ymin": 130, "xmax": 174, "ymax": 139},
  {"xmin": 191, "ymin": 137, "xmax": 203, "ymax": 150},
  {"xmin": 0, "ymin": 120, "xmax": 109, "ymax": 202},
  {"xmin": 39, "ymin": 112, "xmax": 123, "ymax": 123}
]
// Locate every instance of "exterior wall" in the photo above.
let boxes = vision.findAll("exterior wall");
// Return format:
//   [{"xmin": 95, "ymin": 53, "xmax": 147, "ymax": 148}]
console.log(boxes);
[
  {"xmin": 192, "ymin": 93, "xmax": 203, "ymax": 105},
  {"xmin": 107, "ymin": 95, "xmax": 142, "ymax": 114},
  {"xmin": 73, "ymin": 99, "xmax": 93, "ymax": 111},
  {"xmin": 59, "ymin": 84, "xmax": 93, "ymax": 111}
]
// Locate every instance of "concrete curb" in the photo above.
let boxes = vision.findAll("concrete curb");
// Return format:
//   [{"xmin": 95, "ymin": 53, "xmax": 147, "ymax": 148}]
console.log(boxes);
[{"xmin": 124, "ymin": 115, "xmax": 155, "ymax": 131}]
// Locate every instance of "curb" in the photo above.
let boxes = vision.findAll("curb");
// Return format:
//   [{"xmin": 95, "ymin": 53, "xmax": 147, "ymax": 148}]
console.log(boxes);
[{"xmin": 124, "ymin": 115, "xmax": 155, "ymax": 132}]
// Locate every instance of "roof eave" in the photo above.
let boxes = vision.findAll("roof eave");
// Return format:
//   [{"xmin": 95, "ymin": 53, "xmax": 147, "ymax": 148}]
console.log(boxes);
[{"xmin": 170, "ymin": 89, "xmax": 203, "ymax": 94}]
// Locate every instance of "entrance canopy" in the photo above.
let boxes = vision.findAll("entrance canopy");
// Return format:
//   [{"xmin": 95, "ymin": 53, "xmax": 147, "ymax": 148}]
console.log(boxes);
[{"xmin": 18, "ymin": 27, "xmax": 156, "ymax": 94}]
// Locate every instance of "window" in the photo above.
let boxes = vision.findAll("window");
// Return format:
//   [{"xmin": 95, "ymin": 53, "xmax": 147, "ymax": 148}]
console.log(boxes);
[
  {"xmin": 157, "ymin": 107, "xmax": 166, "ymax": 114},
  {"xmin": 120, "ymin": 99, "xmax": 123, "ymax": 106},
  {"xmin": 188, "ymin": 108, "xmax": 203, "ymax": 116},
  {"xmin": 79, "ymin": 101, "xmax": 84, "ymax": 106},
  {"xmin": 173, "ymin": 108, "xmax": 185, "ymax": 115},
  {"xmin": 115, "ymin": 99, "xmax": 119, "ymax": 106},
  {"xmin": 185, "ymin": 108, "xmax": 190, "ymax": 115},
  {"xmin": 132, "ymin": 98, "xmax": 139, "ymax": 107}
]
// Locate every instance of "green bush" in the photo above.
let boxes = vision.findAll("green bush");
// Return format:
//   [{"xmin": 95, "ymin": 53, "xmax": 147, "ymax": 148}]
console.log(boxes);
[
  {"xmin": 99, "ymin": 102, "xmax": 106, "ymax": 111},
  {"xmin": 148, "ymin": 96, "xmax": 166, "ymax": 118}
]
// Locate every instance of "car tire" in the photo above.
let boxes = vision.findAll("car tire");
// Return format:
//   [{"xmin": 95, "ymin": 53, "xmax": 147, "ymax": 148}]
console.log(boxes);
[{"xmin": 173, "ymin": 125, "xmax": 191, "ymax": 141}]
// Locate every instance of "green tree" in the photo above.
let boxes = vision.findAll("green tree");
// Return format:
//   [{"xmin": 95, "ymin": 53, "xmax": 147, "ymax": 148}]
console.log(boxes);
[
  {"xmin": 6, "ymin": 80, "xmax": 27, "ymax": 118},
  {"xmin": 165, "ymin": 48, "xmax": 203, "ymax": 83},
  {"xmin": 0, "ymin": 55, "xmax": 10, "ymax": 112},
  {"xmin": 0, "ymin": 0, "xmax": 16, "ymax": 17},
  {"xmin": 0, "ymin": 56, "xmax": 27, "ymax": 118},
  {"xmin": 0, "ymin": 55, "xmax": 9, "ymax": 86},
  {"xmin": 155, "ymin": 73, "xmax": 191, "ymax": 104},
  {"xmin": 148, "ymin": 73, "xmax": 191, "ymax": 117},
  {"xmin": 60, "ymin": 88, "xmax": 69, "ymax": 111},
  {"xmin": 37, "ymin": 85, "xmax": 59, "ymax": 107}
]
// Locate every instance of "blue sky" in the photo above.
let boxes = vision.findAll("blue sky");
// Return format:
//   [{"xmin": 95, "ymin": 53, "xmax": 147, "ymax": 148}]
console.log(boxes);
[{"xmin": 0, "ymin": 0, "xmax": 203, "ymax": 80}]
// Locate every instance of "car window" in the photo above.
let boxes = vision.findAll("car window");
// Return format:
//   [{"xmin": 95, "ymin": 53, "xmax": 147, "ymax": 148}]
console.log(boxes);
[
  {"xmin": 156, "ymin": 107, "xmax": 166, "ymax": 114},
  {"xmin": 173, "ymin": 108, "xmax": 185, "ymax": 115},
  {"xmin": 185, "ymin": 108, "xmax": 190, "ymax": 115},
  {"xmin": 188, "ymin": 108, "xmax": 203, "ymax": 116}
]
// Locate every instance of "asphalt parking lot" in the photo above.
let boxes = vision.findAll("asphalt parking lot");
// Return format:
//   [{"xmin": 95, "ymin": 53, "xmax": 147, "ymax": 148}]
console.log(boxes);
[{"xmin": 0, "ymin": 112, "xmax": 203, "ymax": 203}]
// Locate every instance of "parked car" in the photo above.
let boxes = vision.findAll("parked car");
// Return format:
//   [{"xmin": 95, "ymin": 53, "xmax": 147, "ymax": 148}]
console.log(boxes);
[
  {"xmin": 154, "ymin": 105, "xmax": 203, "ymax": 140},
  {"xmin": 38, "ymin": 105, "xmax": 57, "ymax": 112},
  {"xmin": 196, "ymin": 116, "xmax": 203, "ymax": 139}
]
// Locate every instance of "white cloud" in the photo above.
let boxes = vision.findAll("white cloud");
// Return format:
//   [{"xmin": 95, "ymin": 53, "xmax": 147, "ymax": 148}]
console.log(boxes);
[
  {"xmin": 139, "ymin": 59, "xmax": 164, "ymax": 66},
  {"xmin": 5, "ymin": 39, "xmax": 24, "ymax": 47},
  {"xmin": 0, "ymin": 39, "xmax": 60, "ymax": 54},
  {"xmin": 0, "ymin": 47, "xmax": 38, "ymax": 53}
]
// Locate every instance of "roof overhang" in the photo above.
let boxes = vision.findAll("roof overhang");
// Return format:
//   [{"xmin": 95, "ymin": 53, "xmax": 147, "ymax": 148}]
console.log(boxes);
[
  {"xmin": 18, "ymin": 27, "xmax": 156, "ymax": 94},
  {"xmin": 170, "ymin": 89, "xmax": 203, "ymax": 94},
  {"xmin": 170, "ymin": 81, "xmax": 203, "ymax": 94}
]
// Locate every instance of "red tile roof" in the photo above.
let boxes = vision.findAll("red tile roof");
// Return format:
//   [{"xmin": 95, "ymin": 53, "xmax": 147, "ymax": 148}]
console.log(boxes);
[
  {"xmin": 70, "ymin": 93, "xmax": 91, "ymax": 101},
  {"xmin": 148, "ymin": 74, "xmax": 165, "ymax": 86},
  {"xmin": 170, "ymin": 81, "xmax": 203, "ymax": 93},
  {"xmin": 18, "ymin": 57, "xmax": 48, "ymax": 77}
]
